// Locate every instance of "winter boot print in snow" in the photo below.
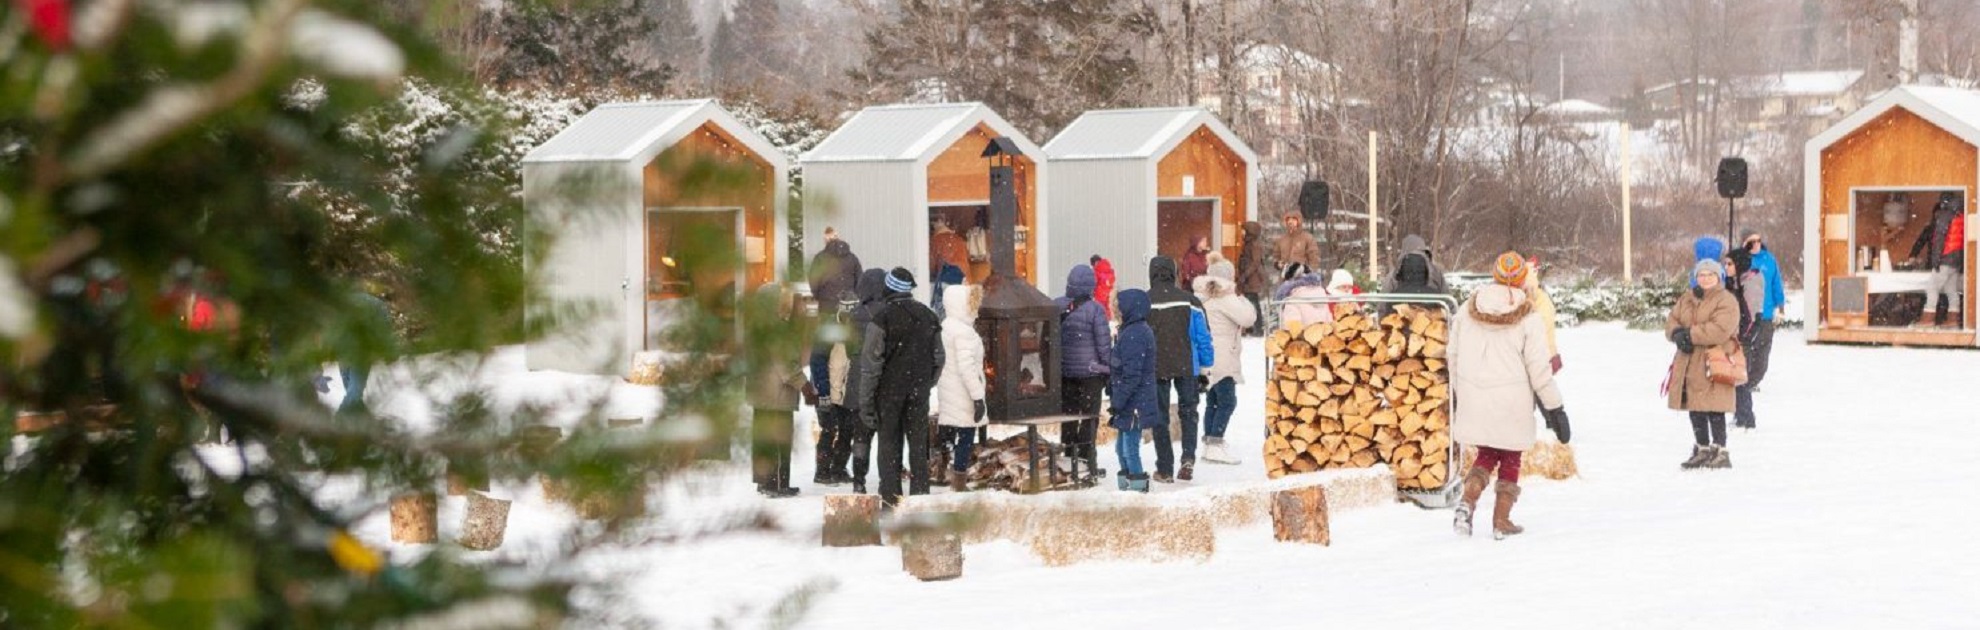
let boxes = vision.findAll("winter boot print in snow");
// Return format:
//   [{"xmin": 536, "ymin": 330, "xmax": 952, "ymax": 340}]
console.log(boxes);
[
  {"xmin": 1680, "ymin": 445, "xmax": 1713, "ymax": 470},
  {"xmin": 1202, "ymin": 438, "xmax": 1242, "ymax": 465},
  {"xmin": 1454, "ymin": 466, "xmax": 1490, "ymax": 537},
  {"xmin": 1704, "ymin": 446, "xmax": 1732, "ymax": 469},
  {"xmin": 1492, "ymin": 481, "xmax": 1524, "ymax": 540}
]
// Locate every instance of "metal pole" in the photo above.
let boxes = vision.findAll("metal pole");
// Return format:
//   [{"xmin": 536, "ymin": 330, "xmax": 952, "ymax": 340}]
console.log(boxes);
[
  {"xmin": 1728, "ymin": 197, "xmax": 1736, "ymax": 255},
  {"xmin": 1621, "ymin": 122, "xmax": 1634, "ymax": 280},
  {"xmin": 1368, "ymin": 130, "xmax": 1380, "ymax": 280}
]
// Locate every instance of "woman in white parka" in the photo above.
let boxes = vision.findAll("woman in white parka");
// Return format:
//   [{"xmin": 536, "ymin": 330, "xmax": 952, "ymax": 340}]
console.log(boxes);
[
  {"xmin": 1449, "ymin": 253, "xmax": 1570, "ymax": 540},
  {"xmin": 936, "ymin": 284, "xmax": 986, "ymax": 492}
]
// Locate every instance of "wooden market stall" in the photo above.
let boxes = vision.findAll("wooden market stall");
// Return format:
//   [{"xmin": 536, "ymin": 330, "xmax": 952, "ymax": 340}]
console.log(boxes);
[
  {"xmin": 1803, "ymin": 85, "xmax": 1980, "ymax": 347},
  {"xmin": 521, "ymin": 100, "xmax": 789, "ymax": 373},
  {"xmin": 1041, "ymin": 107, "xmax": 1257, "ymax": 294},
  {"xmin": 800, "ymin": 103, "xmax": 1047, "ymax": 299}
]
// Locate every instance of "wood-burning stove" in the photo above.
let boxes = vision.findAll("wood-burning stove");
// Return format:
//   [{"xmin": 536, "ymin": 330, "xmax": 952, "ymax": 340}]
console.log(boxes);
[{"xmin": 976, "ymin": 138, "xmax": 1061, "ymax": 421}]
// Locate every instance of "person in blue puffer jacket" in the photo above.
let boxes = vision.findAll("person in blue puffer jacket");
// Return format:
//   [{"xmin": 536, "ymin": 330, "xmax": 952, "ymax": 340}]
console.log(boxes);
[
  {"xmin": 1108, "ymin": 289, "xmax": 1157, "ymax": 492},
  {"xmin": 1055, "ymin": 264, "xmax": 1113, "ymax": 480}
]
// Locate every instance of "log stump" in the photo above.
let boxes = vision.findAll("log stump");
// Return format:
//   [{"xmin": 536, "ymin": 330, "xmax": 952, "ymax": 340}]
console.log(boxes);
[
  {"xmin": 458, "ymin": 491, "xmax": 512, "ymax": 551},
  {"xmin": 1270, "ymin": 485, "xmax": 1330, "ymax": 546},
  {"xmin": 389, "ymin": 492, "xmax": 438, "ymax": 544},
  {"xmin": 517, "ymin": 425, "xmax": 562, "ymax": 456},
  {"xmin": 823, "ymin": 494, "xmax": 882, "ymax": 547},
  {"xmin": 899, "ymin": 520, "xmax": 963, "ymax": 582}
]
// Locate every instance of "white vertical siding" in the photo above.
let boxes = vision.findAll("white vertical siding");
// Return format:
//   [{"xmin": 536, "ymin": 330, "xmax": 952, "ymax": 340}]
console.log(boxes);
[
  {"xmin": 1044, "ymin": 159, "xmax": 1152, "ymax": 295},
  {"xmin": 523, "ymin": 161, "xmax": 640, "ymax": 373},
  {"xmin": 801, "ymin": 161, "xmax": 926, "ymax": 299}
]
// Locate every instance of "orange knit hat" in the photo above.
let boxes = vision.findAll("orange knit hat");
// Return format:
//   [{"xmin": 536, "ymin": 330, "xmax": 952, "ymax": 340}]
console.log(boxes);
[{"xmin": 1492, "ymin": 251, "xmax": 1529, "ymax": 287}]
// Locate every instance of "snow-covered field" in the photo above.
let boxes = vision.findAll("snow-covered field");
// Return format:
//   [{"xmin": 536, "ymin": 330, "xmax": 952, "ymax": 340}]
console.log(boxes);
[{"xmin": 354, "ymin": 323, "xmax": 1980, "ymax": 629}]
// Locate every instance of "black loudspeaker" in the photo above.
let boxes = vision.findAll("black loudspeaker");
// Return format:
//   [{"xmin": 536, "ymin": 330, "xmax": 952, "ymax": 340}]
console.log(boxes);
[
  {"xmin": 1298, "ymin": 180, "xmax": 1330, "ymax": 222},
  {"xmin": 1715, "ymin": 158, "xmax": 1748, "ymax": 199}
]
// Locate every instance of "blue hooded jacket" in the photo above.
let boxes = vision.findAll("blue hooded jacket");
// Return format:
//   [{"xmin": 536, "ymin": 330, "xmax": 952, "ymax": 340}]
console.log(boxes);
[
  {"xmin": 1750, "ymin": 248, "xmax": 1785, "ymax": 320},
  {"xmin": 1055, "ymin": 264, "xmax": 1113, "ymax": 378},
  {"xmin": 1108, "ymin": 289, "xmax": 1160, "ymax": 431}
]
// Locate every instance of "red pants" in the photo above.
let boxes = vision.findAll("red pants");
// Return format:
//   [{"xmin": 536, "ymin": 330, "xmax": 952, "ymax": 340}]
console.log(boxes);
[{"xmin": 1473, "ymin": 446, "xmax": 1522, "ymax": 483}]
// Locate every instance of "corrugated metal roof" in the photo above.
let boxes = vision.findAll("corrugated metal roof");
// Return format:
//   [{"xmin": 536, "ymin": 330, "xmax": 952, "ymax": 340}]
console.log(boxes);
[
  {"xmin": 801, "ymin": 103, "xmax": 983, "ymax": 162},
  {"xmin": 1042, "ymin": 108, "xmax": 1201, "ymax": 160},
  {"xmin": 521, "ymin": 100, "xmax": 709, "ymax": 163}
]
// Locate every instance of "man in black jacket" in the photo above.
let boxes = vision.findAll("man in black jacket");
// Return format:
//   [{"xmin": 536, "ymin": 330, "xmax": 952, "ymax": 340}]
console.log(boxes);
[
  {"xmin": 1909, "ymin": 192, "xmax": 1967, "ymax": 327},
  {"xmin": 837, "ymin": 268, "xmax": 889, "ymax": 493},
  {"xmin": 858, "ymin": 268, "xmax": 945, "ymax": 507},
  {"xmin": 1146, "ymin": 256, "xmax": 1213, "ymax": 483}
]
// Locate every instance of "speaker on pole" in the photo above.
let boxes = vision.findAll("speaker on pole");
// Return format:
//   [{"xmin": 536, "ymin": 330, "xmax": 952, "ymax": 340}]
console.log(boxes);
[
  {"xmin": 1298, "ymin": 180, "xmax": 1330, "ymax": 223},
  {"xmin": 1715, "ymin": 158, "xmax": 1748, "ymax": 199}
]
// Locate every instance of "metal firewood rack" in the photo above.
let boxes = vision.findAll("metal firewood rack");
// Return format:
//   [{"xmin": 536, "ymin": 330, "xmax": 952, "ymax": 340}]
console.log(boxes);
[{"xmin": 1265, "ymin": 292, "xmax": 1463, "ymax": 509}]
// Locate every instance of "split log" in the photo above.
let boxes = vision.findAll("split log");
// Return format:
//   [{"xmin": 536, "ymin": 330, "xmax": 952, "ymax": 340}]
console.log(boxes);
[
  {"xmin": 824, "ymin": 494, "xmax": 884, "ymax": 547},
  {"xmin": 1270, "ymin": 485, "xmax": 1331, "ymax": 546},
  {"xmin": 389, "ymin": 492, "xmax": 438, "ymax": 544},
  {"xmin": 458, "ymin": 491, "xmax": 512, "ymax": 551}
]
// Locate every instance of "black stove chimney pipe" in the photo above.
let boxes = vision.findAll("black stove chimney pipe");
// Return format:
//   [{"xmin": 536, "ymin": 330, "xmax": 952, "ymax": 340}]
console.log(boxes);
[{"xmin": 982, "ymin": 136, "xmax": 1022, "ymax": 279}]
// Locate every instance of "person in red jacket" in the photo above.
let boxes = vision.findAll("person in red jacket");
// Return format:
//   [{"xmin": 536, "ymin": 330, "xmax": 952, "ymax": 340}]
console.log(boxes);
[
  {"xmin": 1910, "ymin": 192, "xmax": 1967, "ymax": 327},
  {"xmin": 1089, "ymin": 255, "xmax": 1116, "ymax": 319}
]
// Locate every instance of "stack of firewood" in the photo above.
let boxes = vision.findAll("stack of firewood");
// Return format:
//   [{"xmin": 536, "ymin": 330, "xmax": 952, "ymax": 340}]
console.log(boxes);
[
  {"xmin": 1263, "ymin": 305, "xmax": 1453, "ymax": 492},
  {"xmin": 961, "ymin": 433, "xmax": 1079, "ymax": 492}
]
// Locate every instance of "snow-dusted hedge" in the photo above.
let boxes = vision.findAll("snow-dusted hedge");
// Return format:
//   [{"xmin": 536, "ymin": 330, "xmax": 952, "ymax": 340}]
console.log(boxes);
[{"xmin": 1450, "ymin": 273, "xmax": 1802, "ymax": 330}]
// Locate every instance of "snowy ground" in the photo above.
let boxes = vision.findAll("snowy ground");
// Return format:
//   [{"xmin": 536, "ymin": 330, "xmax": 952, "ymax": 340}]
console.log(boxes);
[{"xmin": 348, "ymin": 322, "xmax": 1980, "ymax": 629}]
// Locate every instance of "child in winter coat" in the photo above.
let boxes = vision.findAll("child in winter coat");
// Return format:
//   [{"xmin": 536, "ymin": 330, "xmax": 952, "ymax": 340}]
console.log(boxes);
[
  {"xmin": 1193, "ymin": 258, "xmax": 1256, "ymax": 465},
  {"xmin": 1109, "ymin": 289, "xmax": 1158, "ymax": 492},
  {"xmin": 935, "ymin": 284, "xmax": 986, "ymax": 492},
  {"xmin": 1057, "ymin": 264, "xmax": 1113, "ymax": 480},
  {"xmin": 1667, "ymin": 258, "xmax": 1741, "ymax": 470},
  {"xmin": 1449, "ymin": 253, "xmax": 1567, "ymax": 539},
  {"xmin": 1275, "ymin": 263, "xmax": 1335, "ymax": 330},
  {"xmin": 1090, "ymin": 255, "xmax": 1117, "ymax": 319}
]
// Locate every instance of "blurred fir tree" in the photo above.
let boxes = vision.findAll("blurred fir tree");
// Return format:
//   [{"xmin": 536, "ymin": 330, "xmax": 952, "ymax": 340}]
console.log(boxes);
[{"xmin": 0, "ymin": 1, "xmax": 781, "ymax": 626}]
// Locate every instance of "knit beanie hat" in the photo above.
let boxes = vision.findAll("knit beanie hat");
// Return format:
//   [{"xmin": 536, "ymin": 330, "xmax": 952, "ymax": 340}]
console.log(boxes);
[
  {"xmin": 1328, "ymin": 269, "xmax": 1356, "ymax": 292},
  {"xmin": 1208, "ymin": 260, "xmax": 1236, "ymax": 281},
  {"xmin": 1492, "ymin": 252, "xmax": 1529, "ymax": 288},
  {"xmin": 1693, "ymin": 258, "xmax": 1726, "ymax": 281},
  {"xmin": 885, "ymin": 267, "xmax": 916, "ymax": 293}
]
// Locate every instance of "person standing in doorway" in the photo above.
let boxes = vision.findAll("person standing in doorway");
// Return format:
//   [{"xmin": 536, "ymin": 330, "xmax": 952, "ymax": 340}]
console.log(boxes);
[
  {"xmin": 1179, "ymin": 236, "xmax": 1211, "ymax": 289},
  {"xmin": 1057, "ymin": 264, "xmax": 1112, "ymax": 481},
  {"xmin": 930, "ymin": 215, "xmax": 970, "ymax": 281},
  {"xmin": 1449, "ymin": 253, "xmax": 1567, "ymax": 539},
  {"xmin": 858, "ymin": 268, "xmax": 945, "ymax": 508},
  {"xmin": 1194, "ymin": 256, "xmax": 1255, "ymax": 465},
  {"xmin": 1667, "ymin": 258, "xmax": 1740, "ymax": 470},
  {"xmin": 1908, "ymin": 193, "xmax": 1966, "ymax": 327},
  {"xmin": 1237, "ymin": 221, "xmax": 1270, "ymax": 336},
  {"xmin": 1146, "ymin": 256, "xmax": 1214, "ymax": 483}
]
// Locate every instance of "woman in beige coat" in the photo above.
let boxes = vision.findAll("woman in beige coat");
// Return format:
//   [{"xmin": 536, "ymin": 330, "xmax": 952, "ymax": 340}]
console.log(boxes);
[
  {"xmin": 1665, "ymin": 258, "xmax": 1740, "ymax": 470},
  {"xmin": 1449, "ymin": 253, "xmax": 1566, "ymax": 540}
]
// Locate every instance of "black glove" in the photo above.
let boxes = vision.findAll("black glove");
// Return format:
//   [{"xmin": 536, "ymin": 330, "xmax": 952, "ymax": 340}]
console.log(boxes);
[
  {"xmin": 1197, "ymin": 375, "xmax": 1210, "ymax": 390},
  {"xmin": 1671, "ymin": 327, "xmax": 1694, "ymax": 354},
  {"xmin": 1544, "ymin": 407, "xmax": 1572, "ymax": 444},
  {"xmin": 973, "ymin": 400, "xmax": 986, "ymax": 422}
]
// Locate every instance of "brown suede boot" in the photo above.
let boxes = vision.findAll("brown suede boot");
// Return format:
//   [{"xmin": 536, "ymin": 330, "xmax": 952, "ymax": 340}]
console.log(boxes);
[
  {"xmin": 1492, "ymin": 481, "xmax": 1524, "ymax": 540},
  {"xmin": 947, "ymin": 469, "xmax": 969, "ymax": 492},
  {"xmin": 1453, "ymin": 466, "xmax": 1490, "ymax": 536}
]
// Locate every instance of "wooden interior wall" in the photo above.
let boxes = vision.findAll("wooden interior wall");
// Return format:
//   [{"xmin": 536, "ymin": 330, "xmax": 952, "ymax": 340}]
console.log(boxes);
[
  {"xmin": 928, "ymin": 124, "xmax": 1037, "ymax": 283},
  {"xmin": 1156, "ymin": 125, "xmax": 1249, "ymax": 263},
  {"xmin": 1818, "ymin": 108, "xmax": 1976, "ymax": 330},
  {"xmin": 643, "ymin": 121, "xmax": 777, "ymax": 290}
]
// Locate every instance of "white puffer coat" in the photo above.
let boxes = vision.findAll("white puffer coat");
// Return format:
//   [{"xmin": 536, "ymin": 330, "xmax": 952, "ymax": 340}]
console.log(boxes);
[
  {"xmin": 1193, "ymin": 272, "xmax": 1257, "ymax": 384},
  {"xmin": 1449, "ymin": 284, "xmax": 1563, "ymax": 452},
  {"xmin": 936, "ymin": 284, "xmax": 987, "ymax": 428}
]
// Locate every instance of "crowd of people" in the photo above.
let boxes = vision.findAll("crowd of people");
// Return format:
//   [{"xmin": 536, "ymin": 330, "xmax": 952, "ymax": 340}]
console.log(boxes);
[{"xmin": 748, "ymin": 215, "xmax": 1789, "ymax": 540}]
